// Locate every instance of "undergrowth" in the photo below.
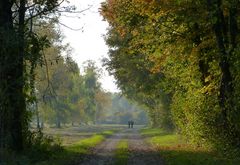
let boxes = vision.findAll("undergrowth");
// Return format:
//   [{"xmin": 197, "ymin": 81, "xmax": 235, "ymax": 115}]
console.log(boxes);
[{"xmin": 1, "ymin": 129, "xmax": 114, "ymax": 165}]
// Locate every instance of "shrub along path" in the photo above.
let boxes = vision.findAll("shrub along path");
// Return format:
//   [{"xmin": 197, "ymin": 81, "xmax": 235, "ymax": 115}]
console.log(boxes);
[{"xmin": 78, "ymin": 126, "xmax": 164, "ymax": 165}]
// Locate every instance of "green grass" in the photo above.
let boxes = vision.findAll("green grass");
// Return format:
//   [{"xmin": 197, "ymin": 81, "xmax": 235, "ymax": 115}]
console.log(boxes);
[
  {"xmin": 114, "ymin": 139, "xmax": 129, "ymax": 165},
  {"xmin": 42, "ymin": 125, "xmax": 122, "ymax": 146},
  {"xmin": 66, "ymin": 134, "xmax": 105, "ymax": 154},
  {"xmin": 33, "ymin": 130, "xmax": 115, "ymax": 165},
  {"xmin": 141, "ymin": 128, "xmax": 240, "ymax": 165},
  {"xmin": 141, "ymin": 128, "xmax": 169, "ymax": 137},
  {"xmin": 141, "ymin": 128, "xmax": 183, "ymax": 147},
  {"xmin": 1, "ymin": 126, "xmax": 119, "ymax": 165},
  {"xmin": 101, "ymin": 130, "xmax": 115, "ymax": 136},
  {"xmin": 66, "ymin": 130, "xmax": 114, "ymax": 154}
]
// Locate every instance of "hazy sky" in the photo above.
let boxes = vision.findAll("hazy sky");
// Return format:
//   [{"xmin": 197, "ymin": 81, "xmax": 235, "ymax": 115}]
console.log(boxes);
[{"xmin": 60, "ymin": 0, "xmax": 119, "ymax": 92}]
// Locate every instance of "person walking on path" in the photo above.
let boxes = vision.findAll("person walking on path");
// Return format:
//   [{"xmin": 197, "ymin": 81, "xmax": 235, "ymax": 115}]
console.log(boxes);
[
  {"xmin": 128, "ymin": 121, "xmax": 131, "ymax": 128},
  {"xmin": 131, "ymin": 121, "xmax": 134, "ymax": 128}
]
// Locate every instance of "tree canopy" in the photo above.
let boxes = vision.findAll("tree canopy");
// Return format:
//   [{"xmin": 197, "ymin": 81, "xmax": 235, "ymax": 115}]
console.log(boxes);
[{"xmin": 101, "ymin": 0, "xmax": 240, "ymax": 153}]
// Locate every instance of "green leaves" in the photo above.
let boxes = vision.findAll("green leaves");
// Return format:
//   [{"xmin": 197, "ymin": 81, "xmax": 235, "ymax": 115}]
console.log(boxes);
[{"xmin": 101, "ymin": 0, "xmax": 240, "ymax": 155}]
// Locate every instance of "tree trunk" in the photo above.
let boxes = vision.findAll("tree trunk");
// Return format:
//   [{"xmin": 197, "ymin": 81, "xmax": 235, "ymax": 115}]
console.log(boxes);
[
  {"xmin": 10, "ymin": 0, "xmax": 26, "ymax": 152},
  {"xmin": 41, "ymin": 122, "xmax": 44, "ymax": 129},
  {"xmin": 56, "ymin": 120, "xmax": 61, "ymax": 128},
  {"xmin": 207, "ymin": 0, "xmax": 238, "ymax": 135},
  {"xmin": 0, "ymin": 0, "xmax": 26, "ymax": 152},
  {"xmin": 56, "ymin": 112, "xmax": 61, "ymax": 128},
  {"xmin": 36, "ymin": 101, "xmax": 40, "ymax": 129},
  {"xmin": 0, "ymin": 0, "xmax": 13, "ymax": 150}
]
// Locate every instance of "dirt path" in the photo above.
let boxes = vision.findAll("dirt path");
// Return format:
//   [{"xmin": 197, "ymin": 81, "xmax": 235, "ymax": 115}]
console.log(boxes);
[
  {"xmin": 78, "ymin": 131, "xmax": 125, "ymax": 165},
  {"xmin": 78, "ymin": 126, "xmax": 164, "ymax": 165},
  {"xmin": 127, "ymin": 128, "xmax": 164, "ymax": 165}
]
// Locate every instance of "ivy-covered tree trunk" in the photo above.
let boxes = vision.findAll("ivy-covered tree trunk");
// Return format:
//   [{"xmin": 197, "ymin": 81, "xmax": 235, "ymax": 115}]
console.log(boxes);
[
  {"xmin": 208, "ymin": 0, "xmax": 240, "ymax": 145},
  {"xmin": 0, "ymin": 0, "xmax": 26, "ymax": 152},
  {"xmin": 210, "ymin": 0, "xmax": 233, "ymax": 117}
]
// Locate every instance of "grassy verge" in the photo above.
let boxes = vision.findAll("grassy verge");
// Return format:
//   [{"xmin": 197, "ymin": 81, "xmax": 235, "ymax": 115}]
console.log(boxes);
[
  {"xmin": 114, "ymin": 139, "xmax": 129, "ymax": 165},
  {"xmin": 141, "ymin": 128, "xmax": 240, "ymax": 165},
  {"xmin": 1, "ymin": 130, "xmax": 115, "ymax": 165},
  {"xmin": 36, "ymin": 130, "xmax": 115, "ymax": 165}
]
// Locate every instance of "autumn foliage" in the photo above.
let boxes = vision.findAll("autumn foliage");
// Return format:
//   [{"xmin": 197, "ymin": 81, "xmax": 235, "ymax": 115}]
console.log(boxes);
[{"xmin": 101, "ymin": 0, "xmax": 240, "ymax": 155}]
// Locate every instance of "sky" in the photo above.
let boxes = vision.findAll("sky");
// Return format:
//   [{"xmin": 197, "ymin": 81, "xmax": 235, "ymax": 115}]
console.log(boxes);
[{"xmin": 59, "ymin": 0, "xmax": 119, "ymax": 93}]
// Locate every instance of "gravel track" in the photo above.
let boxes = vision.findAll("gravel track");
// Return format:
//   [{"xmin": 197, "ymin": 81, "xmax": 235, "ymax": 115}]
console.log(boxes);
[
  {"xmin": 127, "ymin": 128, "xmax": 164, "ymax": 165},
  {"xmin": 78, "ymin": 126, "xmax": 164, "ymax": 165}
]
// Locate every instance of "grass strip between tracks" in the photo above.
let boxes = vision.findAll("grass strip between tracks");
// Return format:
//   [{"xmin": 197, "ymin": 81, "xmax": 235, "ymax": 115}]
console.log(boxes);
[{"xmin": 114, "ymin": 139, "xmax": 129, "ymax": 165}]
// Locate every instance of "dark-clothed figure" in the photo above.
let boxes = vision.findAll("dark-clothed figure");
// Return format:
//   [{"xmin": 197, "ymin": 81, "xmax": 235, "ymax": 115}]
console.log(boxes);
[
  {"xmin": 131, "ymin": 121, "xmax": 134, "ymax": 128},
  {"xmin": 128, "ymin": 121, "xmax": 131, "ymax": 128}
]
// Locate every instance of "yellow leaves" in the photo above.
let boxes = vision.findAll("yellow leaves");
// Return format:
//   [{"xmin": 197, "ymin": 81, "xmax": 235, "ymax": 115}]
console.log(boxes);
[
  {"xmin": 115, "ymin": 27, "xmax": 127, "ymax": 38},
  {"xmin": 77, "ymin": 99, "xmax": 86, "ymax": 110},
  {"xmin": 200, "ymin": 84, "xmax": 216, "ymax": 95},
  {"xmin": 133, "ymin": 0, "xmax": 153, "ymax": 3},
  {"xmin": 95, "ymin": 91, "xmax": 111, "ymax": 107},
  {"xmin": 204, "ymin": 75, "xmax": 211, "ymax": 83},
  {"xmin": 148, "ymin": 55, "xmax": 166, "ymax": 73},
  {"xmin": 200, "ymin": 76, "xmax": 219, "ymax": 95},
  {"xmin": 132, "ymin": 29, "xmax": 139, "ymax": 37}
]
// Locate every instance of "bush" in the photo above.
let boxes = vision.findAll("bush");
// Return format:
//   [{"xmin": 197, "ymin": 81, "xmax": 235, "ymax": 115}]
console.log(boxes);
[{"xmin": 24, "ymin": 130, "xmax": 63, "ymax": 162}]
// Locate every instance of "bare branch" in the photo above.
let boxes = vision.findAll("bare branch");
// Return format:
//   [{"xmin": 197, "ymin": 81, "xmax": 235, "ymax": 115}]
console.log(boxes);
[
  {"xmin": 57, "ymin": 6, "xmax": 92, "ymax": 14},
  {"xmin": 58, "ymin": 21, "xmax": 84, "ymax": 31},
  {"xmin": 25, "ymin": 0, "xmax": 65, "ymax": 23}
]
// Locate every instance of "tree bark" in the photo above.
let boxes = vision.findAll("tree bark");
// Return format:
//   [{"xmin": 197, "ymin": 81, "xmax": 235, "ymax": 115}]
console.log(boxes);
[
  {"xmin": 0, "ymin": 0, "xmax": 15, "ymax": 150},
  {"xmin": 36, "ymin": 101, "xmax": 40, "ymax": 129},
  {"xmin": 0, "ymin": 0, "xmax": 26, "ymax": 152}
]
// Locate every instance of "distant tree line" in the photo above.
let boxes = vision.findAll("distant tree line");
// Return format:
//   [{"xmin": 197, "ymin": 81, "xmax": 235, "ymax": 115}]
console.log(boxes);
[
  {"xmin": 98, "ymin": 94, "xmax": 148, "ymax": 125},
  {"xmin": 31, "ymin": 22, "xmax": 147, "ymax": 127}
]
